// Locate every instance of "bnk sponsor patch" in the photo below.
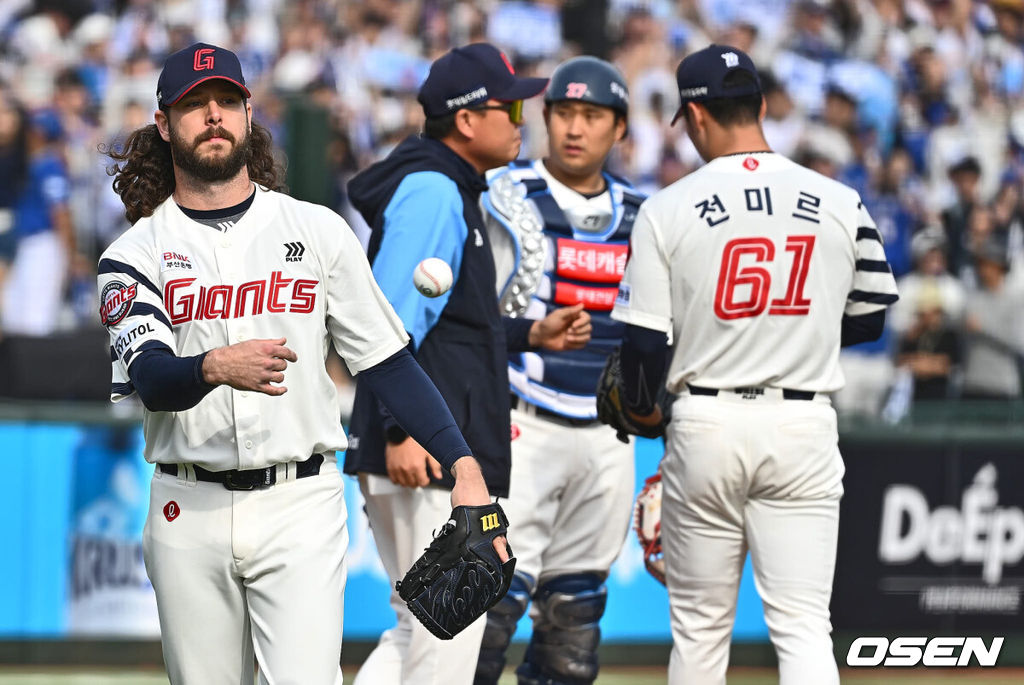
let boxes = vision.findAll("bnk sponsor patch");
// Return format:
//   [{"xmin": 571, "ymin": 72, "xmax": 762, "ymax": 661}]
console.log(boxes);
[
  {"xmin": 161, "ymin": 251, "xmax": 195, "ymax": 272},
  {"xmin": 100, "ymin": 281, "xmax": 138, "ymax": 326}
]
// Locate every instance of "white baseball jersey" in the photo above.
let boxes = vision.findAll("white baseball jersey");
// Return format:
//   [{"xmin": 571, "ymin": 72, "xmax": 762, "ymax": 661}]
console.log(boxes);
[
  {"xmin": 98, "ymin": 186, "xmax": 409, "ymax": 470},
  {"xmin": 612, "ymin": 151, "xmax": 898, "ymax": 393}
]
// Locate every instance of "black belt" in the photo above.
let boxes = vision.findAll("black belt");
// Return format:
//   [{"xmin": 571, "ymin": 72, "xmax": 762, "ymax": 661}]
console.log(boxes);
[
  {"xmin": 687, "ymin": 384, "xmax": 815, "ymax": 401},
  {"xmin": 158, "ymin": 453, "xmax": 325, "ymax": 490},
  {"xmin": 510, "ymin": 395, "xmax": 599, "ymax": 427}
]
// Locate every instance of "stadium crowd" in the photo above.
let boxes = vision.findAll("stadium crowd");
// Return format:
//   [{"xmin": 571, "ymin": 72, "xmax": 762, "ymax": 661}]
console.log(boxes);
[{"xmin": 0, "ymin": 0, "xmax": 1022, "ymax": 417}]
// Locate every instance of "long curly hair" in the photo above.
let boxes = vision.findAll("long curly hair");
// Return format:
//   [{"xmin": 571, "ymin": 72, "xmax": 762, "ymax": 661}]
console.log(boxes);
[{"xmin": 104, "ymin": 119, "xmax": 285, "ymax": 224}]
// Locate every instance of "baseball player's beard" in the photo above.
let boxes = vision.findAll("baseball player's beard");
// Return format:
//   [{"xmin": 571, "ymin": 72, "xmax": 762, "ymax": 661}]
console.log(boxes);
[{"xmin": 169, "ymin": 125, "xmax": 251, "ymax": 183}]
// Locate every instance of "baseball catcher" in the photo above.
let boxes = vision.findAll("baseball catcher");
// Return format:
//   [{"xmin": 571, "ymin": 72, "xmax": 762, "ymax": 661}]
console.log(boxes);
[{"xmin": 397, "ymin": 503, "xmax": 516, "ymax": 640}]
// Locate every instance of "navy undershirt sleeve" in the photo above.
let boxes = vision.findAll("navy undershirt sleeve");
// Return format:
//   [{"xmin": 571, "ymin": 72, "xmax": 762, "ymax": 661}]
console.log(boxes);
[
  {"xmin": 128, "ymin": 347, "xmax": 216, "ymax": 412},
  {"xmin": 619, "ymin": 324, "xmax": 670, "ymax": 415},
  {"xmin": 841, "ymin": 310, "xmax": 886, "ymax": 347},
  {"xmin": 359, "ymin": 348, "xmax": 472, "ymax": 472},
  {"xmin": 503, "ymin": 316, "xmax": 535, "ymax": 352}
]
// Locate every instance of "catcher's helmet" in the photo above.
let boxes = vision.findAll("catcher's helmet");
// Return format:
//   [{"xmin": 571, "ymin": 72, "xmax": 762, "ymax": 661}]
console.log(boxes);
[{"xmin": 544, "ymin": 56, "xmax": 629, "ymax": 117}]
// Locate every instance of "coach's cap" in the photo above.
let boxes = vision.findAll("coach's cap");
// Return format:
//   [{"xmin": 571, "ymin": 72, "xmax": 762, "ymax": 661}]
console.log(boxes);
[
  {"xmin": 157, "ymin": 42, "xmax": 251, "ymax": 107},
  {"xmin": 417, "ymin": 43, "xmax": 547, "ymax": 119},
  {"xmin": 670, "ymin": 44, "xmax": 762, "ymax": 125}
]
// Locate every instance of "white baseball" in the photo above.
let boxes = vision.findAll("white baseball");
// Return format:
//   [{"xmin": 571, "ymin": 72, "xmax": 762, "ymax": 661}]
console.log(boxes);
[{"xmin": 413, "ymin": 257, "xmax": 453, "ymax": 298}]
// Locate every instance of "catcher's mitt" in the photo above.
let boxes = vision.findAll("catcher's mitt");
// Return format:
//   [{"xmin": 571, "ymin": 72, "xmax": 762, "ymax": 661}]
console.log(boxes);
[
  {"xmin": 596, "ymin": 347, "xmax": 666, "ymax": 443},
  {"xmin": 396, "ymin": 503, "xmax": 516, "ymax": 640},
  {"xmin": 634, "ymin": 472, "xmax": 666, "ymax": 585}
]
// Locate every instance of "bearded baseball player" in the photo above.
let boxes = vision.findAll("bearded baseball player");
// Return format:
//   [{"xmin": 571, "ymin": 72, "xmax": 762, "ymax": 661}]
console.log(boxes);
[
  {"xmin": 474, "ymin": 56, "xmax": 642, "ymax": 685},
  {"xmin": 604, "ymin": 45, "xmax": 899, "ymax": 684},
  {"xmin": 98, "ymin": 43, "xmax": 505, "ymax": 685}
]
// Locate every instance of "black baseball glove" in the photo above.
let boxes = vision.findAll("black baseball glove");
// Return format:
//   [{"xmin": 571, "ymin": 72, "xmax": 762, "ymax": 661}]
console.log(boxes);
[
  {"xmin": 396, "ymin": 503, "xmax": 516, "ymax": 640},
  {"xmin": 596, "ymin": 347, "xmax": 667, "ymax": 443}
]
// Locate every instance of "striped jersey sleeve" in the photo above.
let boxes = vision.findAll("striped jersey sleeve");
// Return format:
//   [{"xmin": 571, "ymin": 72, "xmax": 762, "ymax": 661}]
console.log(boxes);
[
  {"xmin": 846, "ymin": 202, "xmax": 899, "ymax": 316},
  {"xmin": 97, "ymin": 236, "xmax": 178, "ymax": 402}
]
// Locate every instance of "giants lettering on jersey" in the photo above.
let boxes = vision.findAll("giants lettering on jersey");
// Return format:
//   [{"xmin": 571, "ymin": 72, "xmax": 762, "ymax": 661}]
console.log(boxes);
[
  {"xmin": 555, "ymin": 238, "xmax": 627, "ymax": 284},
  {"xmin": 164, "ymin": 271, "xmax": 318, "ymax": 324}
]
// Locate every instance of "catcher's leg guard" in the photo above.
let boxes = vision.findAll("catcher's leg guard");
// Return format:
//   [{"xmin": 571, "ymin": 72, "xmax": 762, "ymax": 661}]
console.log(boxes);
[
  {"xmin": 474, "ymin": 573, "xmax": 533, "ymax": 685},
  {"xmin": 516, "ymin": 573, "xmax": 607, "ymax": 685}
]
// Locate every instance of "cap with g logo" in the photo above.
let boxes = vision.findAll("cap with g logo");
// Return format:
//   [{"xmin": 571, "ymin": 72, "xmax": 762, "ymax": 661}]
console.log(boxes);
[
  {"xmin": 157, "ymin": 42, "xmax": 252, "ymax": 107},
  {"xmin": 417, "ymin": 43, "xmax": 548, "ymax": 119},
  {"xmin": 670, "ymin": 44, "xmax": 762, "ymax": 125}
]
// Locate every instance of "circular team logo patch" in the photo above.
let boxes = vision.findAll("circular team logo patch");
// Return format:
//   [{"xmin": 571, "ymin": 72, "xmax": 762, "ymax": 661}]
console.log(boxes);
[
  {"xmin": 163, "ymin": 501, "xmax": 180, "ymax": 522},
  {"xmin": 100, "ymin": 280, "xmax": 138, "ymax": 326},
  {"xmin": 743, "ymin": 157, "xmax": 759, "ymax": 171}
]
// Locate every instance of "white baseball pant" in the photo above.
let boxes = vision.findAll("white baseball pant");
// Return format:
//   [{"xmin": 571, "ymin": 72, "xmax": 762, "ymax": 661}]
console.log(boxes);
[
  {"xmin": 354, "ymin": 474, "xmax": 486, "ymax": 685},
  {"xmin": 144, "ymin": 461, "xmax": 347, "ymax": 685},
  {"xmin": 502, "ymin": 405, "xmax": 635, "ymax": 584},
  {"xmin": 1, "ymin": 230, "xmax": 66, "ymax": 335},
  {"xmin": 661, "ymin": 390, "xmax": 844, "ymax": 685}
]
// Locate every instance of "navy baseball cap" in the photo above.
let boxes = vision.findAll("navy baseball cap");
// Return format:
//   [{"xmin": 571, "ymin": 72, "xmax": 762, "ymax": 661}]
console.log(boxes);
[
  {"xmin": 417, "ymin": 43, "xmax": 548, "ymax": 119},
  {"xmin": 157, "ymin": 43, "xmax": 251, "ymax": 107},
  {"xmin": 670, "ymin": 44, "xmax": 762, "ymax": 125}
]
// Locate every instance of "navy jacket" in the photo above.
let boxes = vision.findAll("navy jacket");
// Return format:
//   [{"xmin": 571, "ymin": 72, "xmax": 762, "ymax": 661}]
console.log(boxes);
[{"xmin": 344, "ymin": 135, "xmax": 511, "ymax": 497}]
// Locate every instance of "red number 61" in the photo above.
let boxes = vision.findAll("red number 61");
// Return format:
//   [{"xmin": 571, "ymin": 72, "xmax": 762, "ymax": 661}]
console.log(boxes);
[{"xmin": 713, "ymin": 235, "xmax": 815, "ymax": 320}]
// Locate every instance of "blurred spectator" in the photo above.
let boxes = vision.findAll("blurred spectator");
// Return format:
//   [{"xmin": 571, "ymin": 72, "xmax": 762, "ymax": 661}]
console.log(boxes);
[
  {"xmin": 772, "ymin": 0, "xmax": 842, "ymax": 115},
  {"xmin": 826, "ymin": 80, "xmax": 874, "ymax": 193},
  {"xmin": 71, "ymin": 13, "xmax": 115, "ymax": 108},
  {"xmin": 834, "ymin": 321, "xmax": 897, "ymax": 419},
  {"xmin": 890, "ymin": 226, "xmax": 966, "ymax": 335},
  {"xmin": 0, "ymin": 107, "xmax": 74, "ymax": 336},
  {"xmin": 0, "ymin": 89, "xmax": 28, "ymax": 320},
  {"xmin": 487, "ymin": 0, "xmax": 562, "ymax": 60},
  {"xmin": 7, "ymin": 0, "xmax": 82, "ymax": 106},
  {"xmin": 101, "ymin": 49, "xmax": 159, "ymax": 142},
  {"xmin": 863, "ymin": 147, "xmax": 922, "ymax": 278},
  {"xmin": 984, "ymin": 0, "xmax": 1024, "ymax": 100},
  {"xmin": 53, "ymin": 69, "xmax": 101, "ymax": 256},
  {"xmin": 941, "ymin": 153, "xmax": 982, "ymax": 275},
  {"xmin": 897, "ymin": 283, "xmax": 962, "ymax": 400},
  {"xmin": 958, "ymin": 203, "xmax": 1011, "ymax": 286},
  {"xmin": 794, "ymin": 124, "xmax": 851, "ymax": 180},
  {"xmin": 785, "ymin": 0, "xmax": 844, "ymax": 61},
  {"xmin": 960, "ymin": 239, "xmax": 1024, "ymax": 399},
  {"xmin": 760, "ymin": 70, "xmax": 805, "ymax": 157}
]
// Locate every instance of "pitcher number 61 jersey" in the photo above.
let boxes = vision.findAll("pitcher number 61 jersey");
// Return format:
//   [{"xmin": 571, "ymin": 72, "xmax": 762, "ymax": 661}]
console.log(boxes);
[{"xmin": 611, "ymin": 152, "xmax": 898, "ymax": 394}]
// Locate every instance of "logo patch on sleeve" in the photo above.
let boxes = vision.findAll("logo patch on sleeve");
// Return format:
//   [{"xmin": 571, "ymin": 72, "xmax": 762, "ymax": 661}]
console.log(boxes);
[
  {"xmin": 615, "ymin": 283, "xmax": 631, "ymax": 307},
  {"xmin": 100, "ymin": 281, "xmax": 138, "ymax": 326}
]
